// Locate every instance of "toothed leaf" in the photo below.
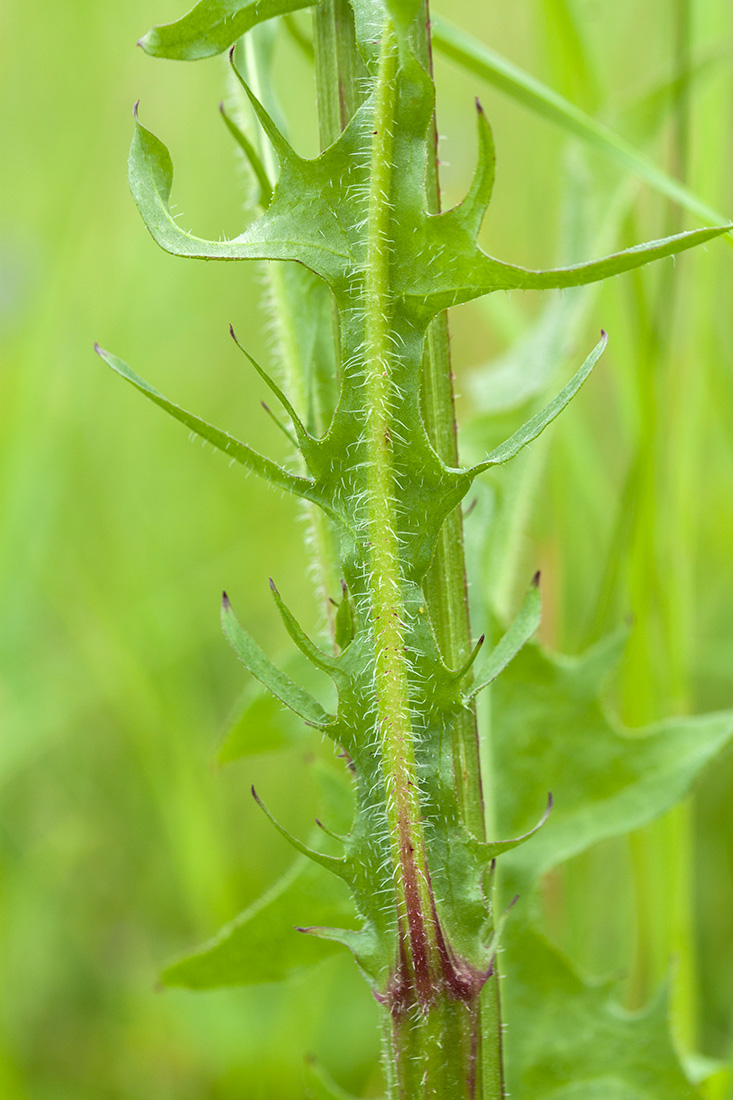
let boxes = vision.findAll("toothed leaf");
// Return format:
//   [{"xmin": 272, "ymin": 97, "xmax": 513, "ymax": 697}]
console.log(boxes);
[
  {"xmin": 162, "ymin": 857, "xmax": 355, "ymax": 988},
  {"xmin": 503, "ymin": 922, "xmax": 700, "ymax": 1100},
  {"xmin": 494, "ymin": 632, "xmax": 733, "ymax": 891}
]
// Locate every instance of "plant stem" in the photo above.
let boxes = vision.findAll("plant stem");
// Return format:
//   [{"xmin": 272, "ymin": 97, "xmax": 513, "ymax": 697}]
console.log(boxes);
[{"xmin": 311, "ymin": 6, "xmax": 503, "ymax": 1095}]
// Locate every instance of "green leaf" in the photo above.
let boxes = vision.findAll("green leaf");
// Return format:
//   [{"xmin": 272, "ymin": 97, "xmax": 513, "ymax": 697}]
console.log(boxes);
[
  {"xmin": 432, "ymin": 14, "xmax": 729, "ymax": 229},
  {"xmin": 269, "ymin": 579, "xmax": 340, "ymax": 677},
  {"xmin": 222, "ymin": 593, "xmax": 335, "ymax": 727},
  {"xmin": 94, "ymin": 344, "xmax": 316, "ymax": 499},
  {"xmin": 304, "ymin": 1058, "xmax": 366, "ymax": 1100},
  {"xmin": 162, "ymin": 857, "xmax": 355, "ymax": 988},
  {"xmin": 382, "ymin": 0, "xmax": 421, "ymax": 31},
  {"xmin": 219, "ymin": 681, "xmax": 313, "ymax": 761},
  {"xmin": 493, "ymin": 632, "xmax": 733, "ymax": 890},
  {"xmin": 467, "ymin": 573, "xmax": 541, "ymax": 699},
  {"xmin": 251, "ymin": 786, "xmax": 350, "ymax": 877},
  {"xmin": 139, "ymin": 0, "xmax": 319, "ymax": 61},
  {"xmin": 472, "ymin": 332, "xmax": 607, "ymax": 473},
  {"xmin": 493, "ymin": 225, "xmax": 731, "ymax": 292},
  {"xmin": 503, "ymin": 922, "xmax": 699, "ymax": 1100},
  {"xmin": 219, "ymin": 102, "xmax": 273, "ymax": 208}
]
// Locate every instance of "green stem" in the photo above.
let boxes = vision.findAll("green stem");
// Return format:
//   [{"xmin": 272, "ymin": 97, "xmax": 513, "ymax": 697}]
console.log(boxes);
[{"xmin": 311, "ymin": 8, "xmax": 502, "ymax": 1096}]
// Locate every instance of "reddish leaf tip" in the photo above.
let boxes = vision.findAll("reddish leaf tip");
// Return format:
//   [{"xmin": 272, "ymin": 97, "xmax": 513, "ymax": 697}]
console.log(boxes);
[
  {"xmin": 228, "ymin": 45, "xmax": 236, "ymax": 64},
  {"xmin": 133, "ymin": 99, "xmax": 140, "ymax": 119},
  {"xmin": 221, "ymin": 590, "xmax": 230, "ymax": 608},
  {"xmin": 475, "ymin": 96, "xmax": 485, "ymax": 115},
  {"xmin": 269, "ymin": 577, "xmax": 278, "ymax": 593},
  {"xmin": 532, "ymin": 570, "xmax": 541, "ymax": 587}
]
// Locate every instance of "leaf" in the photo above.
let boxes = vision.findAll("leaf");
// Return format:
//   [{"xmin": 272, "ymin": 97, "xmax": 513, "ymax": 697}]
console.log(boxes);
[
  {"xmin": 493, "ymin": 225, "xmax": 731, "ymax": 292},
  {"xmin": 139, "ymin": 0, "xmax": 319, "ymax": 61},
  {"xmin": 94, "ymin": 344, "xmax": 316, "ymax": 500},
  {"xmin": 382, "ymin": 0, "xmax": 421, "ymax": 31},
  {"xmin": 502, "ymin": 922, "xmax": 700, "ymax": 1100},
  {"xmin": 432, "ymin": 14, "xmax": 729, "ymax": 229},
  {"xmin": 472, "ymin": 332, "xmax": 607, "ymax": 473},
  {"xmin": 219, "ymin": 683, "xmax": 310, "ymax": 760},
  {"xmin": 467, "ymin": 573, "xmax": 541, "ymax": 699},
  {"xmin": 219, "ymin": 102, "xmax": 273, "ymax": 208},
  {"xmin": 162, "ymin": 857, "xmax": 355, "ymax": 988},
  {"xmin": 304, "ymin": 1058, "xmax": 367, "ymax": 1100},
  {"xmin": 492, "ymin": 632, "xmax": 733, "ymax": 891},
  {"xmin": 222, "ymin": 593, "xmax": 335, "ymax": 727},
  {"xmin": 269, "ymin": 579, "xmax": 340, "ymax": 677},
  {"xmin": 251, "ymin": 786, "xmax": 350, "ymax": 877}
]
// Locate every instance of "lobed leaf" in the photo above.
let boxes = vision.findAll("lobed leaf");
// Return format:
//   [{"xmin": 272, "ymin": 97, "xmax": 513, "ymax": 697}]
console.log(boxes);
[
  {"xmin": 219, "ymin": 102, "xmax": 273, "ymax": 208},
  {"xmin": 432, "ymin": 14, "xmax": 729, "ymax": 229},
  {"xmin": 493, "ymin": 632, "xmax": 733, "ymax": 890},
  {"xmin": 139, "ymin": 0, "xmax": 319, "ymax": 61},
  {"xmin": 472, "ymin": 332, "xmax": 607, "ymax": 473},
  {"xmin": 162, "ymin": 856, "xmax": 354, "ymax": 988},
  {"xmin": 222, "ymin": 593, "xmax": 335, "ymax": 727},
  {"xmin": 94, "ymin": 345, "xmax": 315, "ymax": 499},
  {"xmin": 503, "ymin": 922, "xmax": 699, "ymax": 1100}
]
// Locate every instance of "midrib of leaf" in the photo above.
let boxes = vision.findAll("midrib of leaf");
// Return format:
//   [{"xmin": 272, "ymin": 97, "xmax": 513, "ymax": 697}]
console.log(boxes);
[{"xmin": 363, "ymin": 22, "xmax": 434, "ymax": 978}]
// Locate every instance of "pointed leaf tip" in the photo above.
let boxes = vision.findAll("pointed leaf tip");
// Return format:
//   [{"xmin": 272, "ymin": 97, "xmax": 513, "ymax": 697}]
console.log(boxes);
[
  {"xmin": 133, "ymin": 99, "xmax": 140, "ymax": 119},
  {"xmin": 222, "ymin": 590, "xmax": 230, "ymax": 608},
  {"xmin": 532, "ymin": 570, "xmax": 541, "ymax": 587}
]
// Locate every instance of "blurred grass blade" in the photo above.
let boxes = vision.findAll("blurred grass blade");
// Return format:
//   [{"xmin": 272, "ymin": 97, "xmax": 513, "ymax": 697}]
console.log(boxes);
[
  {"xmin": 139, "ymin": 0, "xmax": 319, "ymax": 61},
  {"xmin": 432, "ymin": 14, "xmax": 729, "ymax": 228}
]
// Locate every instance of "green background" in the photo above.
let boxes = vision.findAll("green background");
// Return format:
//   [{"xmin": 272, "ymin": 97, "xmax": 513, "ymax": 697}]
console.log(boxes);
[{"xmin": 1, "ymin": 1, "xmax": 732, "ymax": 1096}]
